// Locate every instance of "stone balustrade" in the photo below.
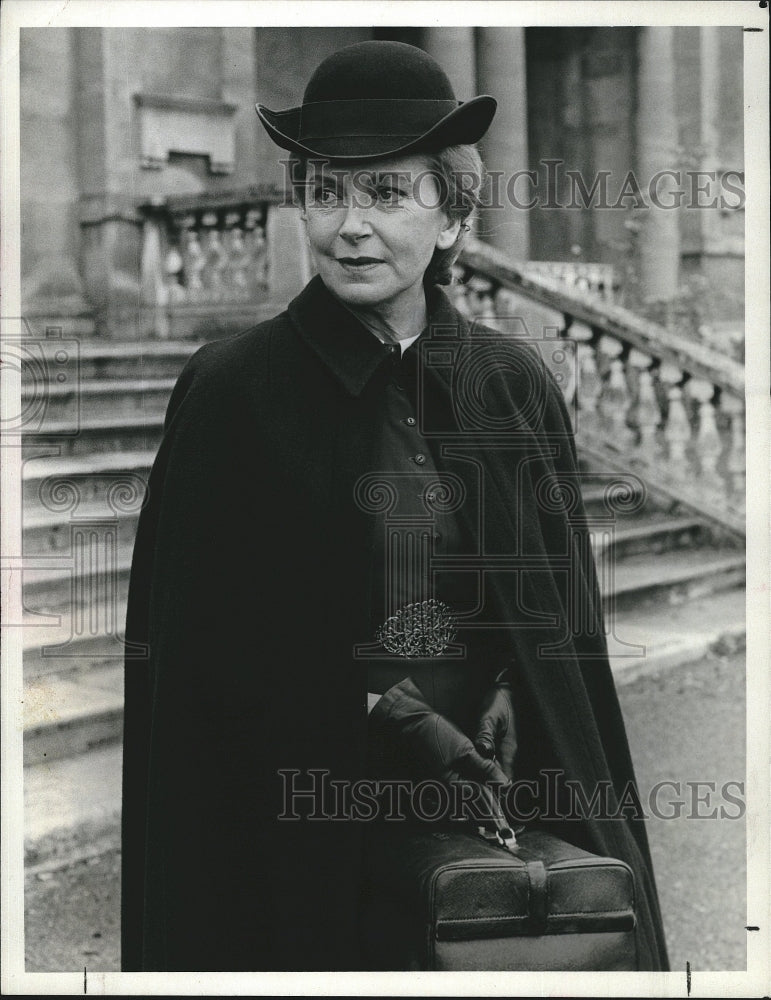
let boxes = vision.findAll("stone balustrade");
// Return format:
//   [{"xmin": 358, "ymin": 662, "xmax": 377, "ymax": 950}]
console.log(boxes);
[
  {"xmin": 451, "ymin": 239, "xmax": 745, "ymax": 536},
  {"xmin": 137, "ymin": 196, "xmax": 744, "ymax": 535},
  {"xmin": 520, "ymin": 261, "xmax": 619, "ymax": 302},
  {"xmin": 139, "ymin": 187, "xmax": 305, "ymax": 338},
  {"xmin": 141, "ymin": 198, "xmax": 270, "ymax": 303}
]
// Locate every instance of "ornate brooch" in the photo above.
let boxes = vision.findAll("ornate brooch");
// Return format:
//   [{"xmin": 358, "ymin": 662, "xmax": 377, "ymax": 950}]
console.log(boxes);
[{"xmin": 375, "ymin": 598, "xmax": 457, "ymax": 658}]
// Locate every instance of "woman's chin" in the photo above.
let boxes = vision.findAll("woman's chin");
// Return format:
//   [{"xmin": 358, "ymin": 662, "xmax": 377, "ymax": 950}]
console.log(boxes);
[{"xmin": 322, "ymin": 275, "xmax": 395, "ymax": 309}]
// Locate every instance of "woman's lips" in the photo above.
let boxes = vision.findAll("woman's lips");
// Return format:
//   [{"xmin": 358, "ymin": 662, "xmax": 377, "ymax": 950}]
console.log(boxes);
[{"xmin": 336, "ymin": 257, "xmax": 384, "ymax": 271}]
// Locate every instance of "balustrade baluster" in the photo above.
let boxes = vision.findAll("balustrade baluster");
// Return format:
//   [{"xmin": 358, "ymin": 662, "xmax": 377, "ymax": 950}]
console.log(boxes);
[
  {"xmin": 203, "ymin": 228, "xmax": 225, "ymax": 301},
  {"xmin": 599, "ymin": 357, "xmax": 633, "ymax": 446},
  {"xmin": 140, "ymin": 218, "xmax": 164, "ymax": 306},
  {"xmin": 224, "ymin": 226, "xmax": 250, "ymax": 300},
  {"xmin": 662, "ymin": 385, "xmax": 692, "ymax": 471},
  {"xmin": 446, "ymin": 279, "xmax": 469, "ymax": 317},
  {"xmin": 577, "ymin": 343, "xmax": 602, "ymax": 419},
  {"xmin": 568, "ymin": 320, "xmax": 593, "ymax": 343},
  {"xmin": 184, "ymin": 230, "xmax": 205, "ymax": 300},
  {"xmin": 478, "ymin": 291, "xmax": 497, "ymax": 326},
  {"xmin": 625, "ymin": 348, "xmax": 648, "ymax": 396},
  {"xmin": 163, "ymin": 246, "xmax": 186, "ymax": 305},
  {"xmin": 465, "ymin": 275, "xmax": 493, "ymax": 321},
  {"xmin": 140, "ymin": 218, "xmax": 171, "ymax": 337},
  {"xmin": 494, "ymin": 288, "xmax": 520, "ymax": 326},
  {"xmin": 251, "ymin": 224, "xmax": 269, "ymax": 290},
  {"xmin": 688, "ymin": 379, "xmax": 724, "ymax": 494},
  {"xmin": 596, "ymin": 333, "xmax": 623, "ymax": 382},
  {"xmin": 722, "ymin": 394, "xmax": 746, "ymax": 502},
  {"xmin": 633, "ymin": 368, "xmax": 661, "ymax": 460}
]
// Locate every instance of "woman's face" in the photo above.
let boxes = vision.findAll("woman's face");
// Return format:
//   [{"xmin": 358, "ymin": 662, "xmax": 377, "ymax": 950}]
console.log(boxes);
[{"xmin": 300, "ymin": 154, "xmax": 460, "ymax": 315}]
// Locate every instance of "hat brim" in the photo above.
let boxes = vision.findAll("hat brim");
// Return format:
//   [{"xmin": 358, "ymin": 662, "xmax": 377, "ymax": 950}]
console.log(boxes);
[{"xmin": 255, "ymin": 95, "xmax": 497, "ymax": 161}]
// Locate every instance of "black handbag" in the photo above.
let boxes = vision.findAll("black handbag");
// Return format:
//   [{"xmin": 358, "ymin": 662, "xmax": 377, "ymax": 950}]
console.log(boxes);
[{"xmin": 360, "ymin": 822, "xmax": 638, "ymax": 971}]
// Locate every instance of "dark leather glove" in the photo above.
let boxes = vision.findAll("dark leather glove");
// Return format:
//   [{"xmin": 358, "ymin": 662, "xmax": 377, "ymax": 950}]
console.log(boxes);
[
  {"xmin": 369, "ymin": 676, "xmax": 510, "ymax": 787},
  {"xmin": 473, "ymin": 669, "xmax": 518, "ymax": 782},
  {"xmin": 368, "ymin": 677, "xmax": 518, "ymax": 846}
]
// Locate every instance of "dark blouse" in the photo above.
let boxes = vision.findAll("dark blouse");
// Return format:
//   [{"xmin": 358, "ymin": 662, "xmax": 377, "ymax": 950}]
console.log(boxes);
[{"xmin": 322, "ymin": 302, "xmax": 503, "ymax": 731}]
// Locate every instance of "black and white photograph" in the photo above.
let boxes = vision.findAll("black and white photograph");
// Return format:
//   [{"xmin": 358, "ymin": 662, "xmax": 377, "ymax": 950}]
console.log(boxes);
[{"xmin": 1, "ymin": 1, "xmax": 768, "ymax": 994}]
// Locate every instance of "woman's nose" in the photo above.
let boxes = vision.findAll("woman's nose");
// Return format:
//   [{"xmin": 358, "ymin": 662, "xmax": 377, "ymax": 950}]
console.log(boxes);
[{"xmin": 337, "ymin": 200, "xmax": 372, "ymax": 241}]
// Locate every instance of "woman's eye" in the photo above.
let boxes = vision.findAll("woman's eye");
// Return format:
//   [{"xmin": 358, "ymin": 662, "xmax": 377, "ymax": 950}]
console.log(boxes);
[
  {"xmin": 314, "ymin": 187, "xmax": 340, "ymax": 206},
  {"xmin": 377, "ymin": 187, "xmax": 403, "ymax": 205}
]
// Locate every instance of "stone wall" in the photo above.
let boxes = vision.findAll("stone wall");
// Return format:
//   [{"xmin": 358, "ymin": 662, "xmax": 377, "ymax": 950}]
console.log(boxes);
[
  {"xmin": 524, "ymin": 25, "xmax": 744, "ymax": 323},
  {"xmin": 18, "ymin": 26, "xmax": 745, "ymax": 337}
]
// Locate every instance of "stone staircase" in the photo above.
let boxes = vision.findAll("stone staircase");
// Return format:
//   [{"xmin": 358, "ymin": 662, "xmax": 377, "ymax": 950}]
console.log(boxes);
[
  {"xmin": 21, "ymin": 338, "xmax": 745, "ymax": 790},
  {"xmin": 21, "ymin": 342, "xmax": 198, "ymax": 779}
]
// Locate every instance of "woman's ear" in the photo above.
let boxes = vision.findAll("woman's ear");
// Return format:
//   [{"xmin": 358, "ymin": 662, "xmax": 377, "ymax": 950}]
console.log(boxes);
[{"xmin": 435, "ymin": 215, "xmax": 462, "ymax": 252}]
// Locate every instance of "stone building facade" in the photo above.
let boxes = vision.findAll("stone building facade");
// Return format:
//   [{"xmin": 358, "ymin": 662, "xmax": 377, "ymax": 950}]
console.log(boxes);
[{"xmin": 20, "ymin": 25, "xmax": 744, "ymax": 340}]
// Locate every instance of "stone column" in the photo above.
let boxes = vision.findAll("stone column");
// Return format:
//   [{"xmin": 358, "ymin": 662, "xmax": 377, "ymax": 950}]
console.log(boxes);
[
  {"xmin": 697, "ymin": 27, "xmax": 744, "ymax": 324},
  {"xmin": 698, "ymin": 27, "xmax": 722, "ymax": 253},
  {"xmin": 20, "ymin": 28, "xmax": 91, "ymax": 327},
  {"xmin": 222, "ymin": 28, "xmax": 261, "ymax": 189},
  {"xmin": 475, "ymin": 27, "xmax": 530, "ymax": 261},
  {"xmin": 636, "ymin": 27, "xmax": 680, "ymax": 302},
  {"xmin": 421, "ymin": 28, "xmax": 477, "ymax": 100},
  {"xmin": 74, "ymin": 27, "xmax": 145, "ymax": 337}
]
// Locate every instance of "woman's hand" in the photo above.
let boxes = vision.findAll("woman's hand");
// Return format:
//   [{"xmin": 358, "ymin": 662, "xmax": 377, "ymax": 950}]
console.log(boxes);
[
  {"xmin": 472, "ymin": 669, "xmax": 517, "ymax": 782},
  {"xmin": 369, "ymin": 676, "xmax": 509, "ymax": 788},
  {"xmin": 368, "ymin": 676, "xmax": 518, "ymax": 846}
]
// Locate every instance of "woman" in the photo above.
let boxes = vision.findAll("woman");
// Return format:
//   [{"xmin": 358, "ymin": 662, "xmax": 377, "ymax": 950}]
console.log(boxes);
[{"xmin": 121, "ymin": 40, "xmax": 669, "ymax": 972}]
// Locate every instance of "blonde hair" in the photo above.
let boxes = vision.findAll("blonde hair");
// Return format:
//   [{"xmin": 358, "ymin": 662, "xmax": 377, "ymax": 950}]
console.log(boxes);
[{"xmin": 423, "ymin": 144, "xmax": 485, "ymax": 285}]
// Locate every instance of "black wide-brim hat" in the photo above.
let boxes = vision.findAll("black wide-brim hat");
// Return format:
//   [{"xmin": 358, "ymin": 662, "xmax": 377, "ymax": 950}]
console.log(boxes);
[{"xmin": 255, "ymin": 39, "xmax": 497, "ymax": 161}]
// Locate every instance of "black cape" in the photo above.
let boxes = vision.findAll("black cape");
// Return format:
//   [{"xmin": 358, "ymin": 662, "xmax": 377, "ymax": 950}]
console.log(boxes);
[{"xmin": 121, "ymin": 275, "xmax": 669, "ymax": 971}]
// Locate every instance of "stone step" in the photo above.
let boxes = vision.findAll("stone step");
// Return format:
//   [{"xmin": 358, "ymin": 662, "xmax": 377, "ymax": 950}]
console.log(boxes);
[
  {"xmin": 18, "ymin": 447, "xmax": 735, "ymax": 572},
  {"xmin": 22, "ymin": 597, "xmax": 133, "ymax": 681},
  {"xmin": 21, "ymin": 553, "xmax": 133, "ymax": 615},
  {"xmin": 21, "ymin": 377, "xmax": 176, "ymax": 425},
  {"xmin": 23, "ymin": 663, "xmax": 125, "ymax": 767},
  {"xmin": 20, "ymin": 539, "xmax": 744, "ymax": 685},
  {"xmin": 606, "ymin": 585, "xmax": 745, "ymax": 684},
  {"xmin": 20, "ymin": 339, "xmax": 199, "ymax": 382},
  {"xmin": 21, "ymin": 449, "xmax": 155, "ymax": 508},
  {"xmin": 22, "ymin": 416, "xmax": 164, "ymax": 459},
  {"xmin": 24, "ymin": 741, "xmax": 123, "ymax": 859},
  {"xmin": 22, "ymin": 509, "xmax": 141, "ymax": 559},
  {"xmin": 22, "ymin": 523, "xmax": 719, "ymax": 591},
  {"xmin": 592, "ymin": 515, "xmax": 718, "ymax": 560},
  {"xmin": 22, "ymin": 526, "xmax": 742, "ymax": 616},
  {"xmin": 607, "ymin": 548, "xmax": 745, "ymax": 612},
  {"xmin": 21, "ymin": 585, "xmax": 746, "ymax": 774},
  {"xmin": 578, "ymin": 461, "xmax": 742, "ymax": 546},
  {"xmin": 581, "ymin": 480, "xmax": 654, "ymax": 517}
]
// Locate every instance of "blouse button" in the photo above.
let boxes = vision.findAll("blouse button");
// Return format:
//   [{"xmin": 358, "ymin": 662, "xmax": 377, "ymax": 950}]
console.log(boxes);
[
  {"xmin": 405, "ymin": 416, "xmax": 416, "ymax": 427},
  {"xmin": 414, "ymin": 454, "xmax": 426, "ymax": 465}
]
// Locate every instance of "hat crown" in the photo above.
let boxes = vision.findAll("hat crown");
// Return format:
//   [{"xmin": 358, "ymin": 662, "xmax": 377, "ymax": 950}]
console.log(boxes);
[
  {"xmin": 303, "ymin": 40, "xmax": 457, "ymax": 105},
  {"xmin": 255, "ymin": 39, "xmax": 496, "ymax": 161}
]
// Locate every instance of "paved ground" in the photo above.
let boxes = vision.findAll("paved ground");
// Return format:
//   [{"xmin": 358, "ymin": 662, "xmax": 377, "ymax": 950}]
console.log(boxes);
[
  {"xmin": 24, "ymin": 648, "xmax": 747, "ymax": 973},
  {"xmin": 617, "ymin": 648, "xmax": 747, "ymax": 973}
]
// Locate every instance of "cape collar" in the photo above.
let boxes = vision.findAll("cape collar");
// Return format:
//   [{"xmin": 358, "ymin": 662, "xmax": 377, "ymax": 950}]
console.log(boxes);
[{"xmin": 287, "ymin": 274, "xmax": 468, "ymax": 397}]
